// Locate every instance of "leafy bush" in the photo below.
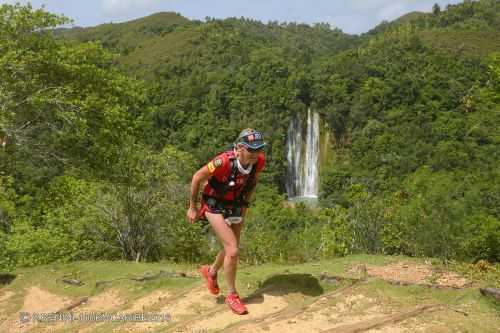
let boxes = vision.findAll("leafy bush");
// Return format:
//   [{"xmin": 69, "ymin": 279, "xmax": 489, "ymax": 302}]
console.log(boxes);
[
  {"xmin": 241, "ymin": 186, "xmax": 352, "ymax": 263},
  {"xmin": 88, "ymin": 145, "xmax": 198, "ymax": 262},
  {"xmin": 5, "ymin": 176, "xmax": 110, "ymax": 267},
  {"xmin": 461, "ymin": 214, "xmax": 500, "ymax": 262}
]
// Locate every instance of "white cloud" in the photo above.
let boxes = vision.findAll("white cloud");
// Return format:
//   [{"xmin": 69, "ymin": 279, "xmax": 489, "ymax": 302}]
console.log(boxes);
[
  {"xmin": 377, "ymin": 3, "xmax": 408, "ymax": 21},
  {"xmin": 101, "ymin": 0, "xmax": 161, "ymax": 16},
  {"xmin": 350, "ymin": 0, "xmax": 396, "ymax": 11},
  {"xmin": 1, "ymin": 0, "xmax": 468, "ymax": 34}
]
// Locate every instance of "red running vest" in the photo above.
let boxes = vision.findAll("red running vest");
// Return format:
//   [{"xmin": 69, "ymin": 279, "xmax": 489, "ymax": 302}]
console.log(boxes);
[{"xmin": 202, "ymin": 150, "xmax": 265, "ymax": 202}]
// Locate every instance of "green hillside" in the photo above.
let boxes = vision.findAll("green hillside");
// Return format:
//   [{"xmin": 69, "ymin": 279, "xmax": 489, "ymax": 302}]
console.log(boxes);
[
  {"xmin": 393, "ymin": 11, "xmax": 427, "ymax": 23},
  {"xmin": 1, "ymin": 0, "xmax": 499, "ymax": 274},
  {"xmin": 367, "ymin": 0, "xmax": 500, "ymax": 56},
  {"xmin": 60, "ymin": 12, "xmax": 191, "ymax": 56}
]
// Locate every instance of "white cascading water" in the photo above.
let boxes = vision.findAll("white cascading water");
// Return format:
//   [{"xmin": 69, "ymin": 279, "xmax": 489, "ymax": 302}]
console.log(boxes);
[{"xmin": 287, "ymin": 108, "xmax": 320, "ymax": 199}]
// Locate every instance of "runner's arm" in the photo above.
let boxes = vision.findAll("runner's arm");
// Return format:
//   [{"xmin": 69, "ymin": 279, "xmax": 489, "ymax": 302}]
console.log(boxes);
[
  {"xmin": 187, "ymin": 166, "xmax": 212, "ymax": 223},
  {"xmin": 189, "ymin": 165, "xmax": 211, "ymax": 208}
]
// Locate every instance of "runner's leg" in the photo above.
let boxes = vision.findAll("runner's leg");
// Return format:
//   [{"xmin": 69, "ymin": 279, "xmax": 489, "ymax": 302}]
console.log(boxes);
[
  {"xmin": 211, "ymin": 220, "xmax": 244, "ymax": 275},
  {"xmin": 228, "ymin": 221, "xmax": 244, "ymax": 289},
  {"xmin": 206, "ymin": 212, "xmax": 240, "ymax": 294},
  {"xmin": 210, "ymin": 250, "xmax": 225, "ymax": 276}
]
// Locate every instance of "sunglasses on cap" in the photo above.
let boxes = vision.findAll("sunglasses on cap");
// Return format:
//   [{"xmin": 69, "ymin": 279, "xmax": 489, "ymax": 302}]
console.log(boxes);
[
  {"xmin": 238, "ymin": 130, "xmax": 266, "ymax": 150},
  {"xmin": 244, "ymin": 145, "xmax": 264, "ymax": 153}
]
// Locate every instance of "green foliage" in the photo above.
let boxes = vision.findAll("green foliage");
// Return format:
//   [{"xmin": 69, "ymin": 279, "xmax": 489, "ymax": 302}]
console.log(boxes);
[
  {"xmin": 370, "ymin": 0, "xmax": 500, "ymax": 32},
  {"xmin": 61, "ymin": 14, "xmax": 357, "ymax": 189},
  {"xmin": 433, "ymin": 3, "xmax": 441, "ymax": 16},
  {"xmin": 462, "ymin": 214, "xmax": 500, "ymax": 262},
  {"xmin": 90, "ymin": 145, "xmax": 198, "ymax": 262},
  {"xmin": 315, "ymin": 4, "xmax": 499, "ymax": 262},
  {"xmin": 0, "ymin": 4, "xmax": 212, "ymax": 268},
  {"xmin": 2, "ymin": 145, "xmax": 202, "ymax": 267},
  {"xmin": 2, "ymin": 1, "xmax": 500, "ymax": 268},
  {"xmin": 60, "ymin": 12, "xmax": 191, "ymax": 55},
  {"xmin": 0, "ymin": 176, "xmax": 16, "ymax": 232},
  {"xmin": 7, "ymin": 219, "xmax": 86, "ymax": 267},
  {"xmin": 5, "ymin": 176, "xmax": 104, "ymax": 267},
  {"xmin": 346, "ymin": 190, "xmax": 387, "ymax": 254},
  {"xmin": 320, "ymin": 167, "xmax": 353, "ymax": 207},
  {"xmin": 366, "ymin": 1, "xmax": 500, "ymax": 57},
  {"xmin": 315, "ymin": 207, "xmax": 351, "ymax": 258},
  {"xmin": 389, "ymin": 167, "xmax": 469, "ymax": 259},
  {"xmin": 241, "ymin": 186, "xmax": 352, "ymax": 263},
  {"xmin": 0, "ymin": 3, "xmax": 150, "ymax": 191},
  {"xmin": 241, "ymin": 186, "xmax": 291, "ymax": 263}
]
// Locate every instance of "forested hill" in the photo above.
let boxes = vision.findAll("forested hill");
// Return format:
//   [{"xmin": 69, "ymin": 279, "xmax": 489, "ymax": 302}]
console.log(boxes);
[
  {"xmin": 58, "ymin": 12, "xmax": 191, "ymax": 59},
  {"xmin": 58, "ymin": 0, "xmax": 500, "ymax": 169},
  {"xmin": 61, "ymin": 12, "xmax": 358, "ymax": 78},
  {"xmin": 60, "ymin": 11, "xmax": 360, "ymax": 181},
  {"xmin": 60, "ymin": 0, "xmax": 500, "ymax": 190},
  {"xmin": 1, "ymin": 1, "xmax": 499, "ymax": 269},
  {"xmin": 58, "ymin": 0, "xmax": 500, "ymax": 262},
  {"xmin": 366, "ymin": 0, "xmax": 500, "ymax": 56}
]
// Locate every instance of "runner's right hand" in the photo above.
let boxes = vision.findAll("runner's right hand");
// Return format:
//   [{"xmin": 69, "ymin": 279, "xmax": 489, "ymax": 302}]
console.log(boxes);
[{"xmin": 187, "ymin": 206, "xmax": 198, "ymax": 224}]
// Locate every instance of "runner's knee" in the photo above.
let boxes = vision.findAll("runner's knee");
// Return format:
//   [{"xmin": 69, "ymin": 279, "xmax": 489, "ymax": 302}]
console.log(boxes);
[{"xmin": 224, "ymin": 245, "xmax": 239, "ymax": 261}]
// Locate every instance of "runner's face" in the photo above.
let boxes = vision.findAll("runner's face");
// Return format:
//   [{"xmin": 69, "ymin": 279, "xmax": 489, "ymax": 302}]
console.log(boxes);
[{"xmin": 237, "ymin": 145, "xmax": 260, "ymax": 165}]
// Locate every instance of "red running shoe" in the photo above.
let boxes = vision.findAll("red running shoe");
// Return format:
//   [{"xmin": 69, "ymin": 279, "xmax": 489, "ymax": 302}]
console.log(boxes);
[
  {"xmin": 200, "ymin": 265, "xmax": 219, "ymax": 295},
  {"xmin": 225, "ymin": 293, "xmax": 248, "ymax": 315}
]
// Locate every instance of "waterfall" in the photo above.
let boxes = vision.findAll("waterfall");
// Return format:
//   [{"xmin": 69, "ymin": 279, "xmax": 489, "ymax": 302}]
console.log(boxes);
[{"xmin": 286, "ymin": 108, "xmax": 320, "ymax": 199}]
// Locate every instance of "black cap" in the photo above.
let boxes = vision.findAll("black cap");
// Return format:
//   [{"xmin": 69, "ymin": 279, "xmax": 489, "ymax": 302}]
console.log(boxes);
[{"xmin": 236, "ymin": 129, "xmax": 266, "ymax": 150}]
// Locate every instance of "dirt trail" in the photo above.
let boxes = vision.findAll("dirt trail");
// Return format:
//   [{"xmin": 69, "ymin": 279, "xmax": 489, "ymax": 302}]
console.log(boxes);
[
  {"xmin": 0, "ymin": 290, "xmax": 14, "ymax": 303},
  {"xmin": 186, "ymin": 292, "xmax": 289, "ymax": 332},
  {"xmin": 226, "ymin": 294, "xmax": 390, "ymax": 333},
  {"xmin": 120, "ymin": 286, "xmax": 214, "ymax": 332},
  {"xmin": 0, "ymin": 261, "xmax": 497, "ymax": 333},
  {"xmin": 366, "ymin": 262, "xmax": 469, "ymax": 288},
  {"xmin": 0, "ymin": 286, "xmax": 71, "ymax": 333}
]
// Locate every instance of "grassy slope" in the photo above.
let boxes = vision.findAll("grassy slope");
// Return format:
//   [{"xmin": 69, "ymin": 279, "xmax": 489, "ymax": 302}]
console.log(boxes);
[
  {"xmin": 60, "ymin": 12, "xmax": 192, "ymax": 58},
  {"xmin": 58, "ymin": 7, "xmax": 500, "ymax": 89},
  {"xmin": 393, "ymin": 11, "xmax": 427, "ymax": 24},
  {"xmin": 420, "ymin": 28, "xmax": 500, "ymax": 58},
  {"xmin": 1, "ymin": 255, "xmax": 498, "ymax": 333},
  {"xmin": 117, "ymin": 28, "xmax": 197, "ymax": 78},
  {"xmin": 365, "ymin": 1, "xmax": 500, "ymax": 58},
  {"xmin": 60, "ymin": 14, "xmax": 359, "ymax": 81}
]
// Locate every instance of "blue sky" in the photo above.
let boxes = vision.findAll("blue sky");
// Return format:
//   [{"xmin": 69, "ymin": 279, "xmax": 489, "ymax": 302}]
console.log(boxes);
[{"xmin": 2, "ymin": 0, "xmax": 463, "ymax": 34}]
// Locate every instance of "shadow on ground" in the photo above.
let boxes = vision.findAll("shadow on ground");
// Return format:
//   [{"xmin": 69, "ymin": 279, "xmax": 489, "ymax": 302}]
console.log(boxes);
[
  {"xmin": 0, "ymin": 273, "xmax": 16, "ymax": 286},
  {"xmin": 244, "ymin": 273, "xmax": 323, "ymax": 304}
]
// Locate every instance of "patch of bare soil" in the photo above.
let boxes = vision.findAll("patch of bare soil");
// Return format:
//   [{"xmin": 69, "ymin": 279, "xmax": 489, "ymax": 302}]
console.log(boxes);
[
  {"xmin": 186, "ymin": 291, "xmax": 289, "ymax": 332},
  {"xmin": 366, "ymin": 317, "xmax": 433, "ymax": 333},
  {"xmin": 225, "ymin": 291, "xmax": 446, "ymax": 333},
  {"xmin": 236, "ymin": 294, "xmax": 383, "ymax": 333},
  {"xmin": 434, "ymin": 272, "xmax": 468, "ymax": 289},
  {"xmin": 122, "ymin": 289, "xmax": 171, "ymax": 313},
  {"xmin": 0, "ymin": 290, "xmax": 14, "ymax": 303},
  {"xmin": 322, "ymin": 304, "xmax": 442, "ymax": 333},
  {"xmin": 89, "ymin": 289, "xmax": 171, "ymax": 333},
  {"xmin": 1, "ymin": 266, "xmax": 479, "ymax": 333},
  {"xmin": 30, "ymin": 289, "xmax": 126, "ymax": 333},
  {"xmin": 0, "ymin": 290, "xmax": 15, "ymax": 313},
  {"xmin": 364, "ymin": 262, "xmax": 468, "ymax": 288},
  {"xmin": 0, "ymin": 290, "xmax": 16, "ymax": 328},
  {"xmin": 80, "ymin": 289, "xmax": 125, "ymax": 312},
  {"xmin": 0, "ymin": 286, "xmax": 71, "ymax": 333},
  {"xmin": 117, "ymin": 286, "xmax": 213, "ymax": 332},
  {"xmin": 53, "ymin": 289, "xmax": 127, "ymax": 333},
  {"xmin": 366, "ymin": 262, "xmax": 433, "ymax": 285}
]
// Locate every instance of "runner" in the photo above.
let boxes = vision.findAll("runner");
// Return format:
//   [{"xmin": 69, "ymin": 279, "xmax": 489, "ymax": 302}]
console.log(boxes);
[{"xmin": 187, "ymin": 128, "xmax": 266, "ymax": 315}]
